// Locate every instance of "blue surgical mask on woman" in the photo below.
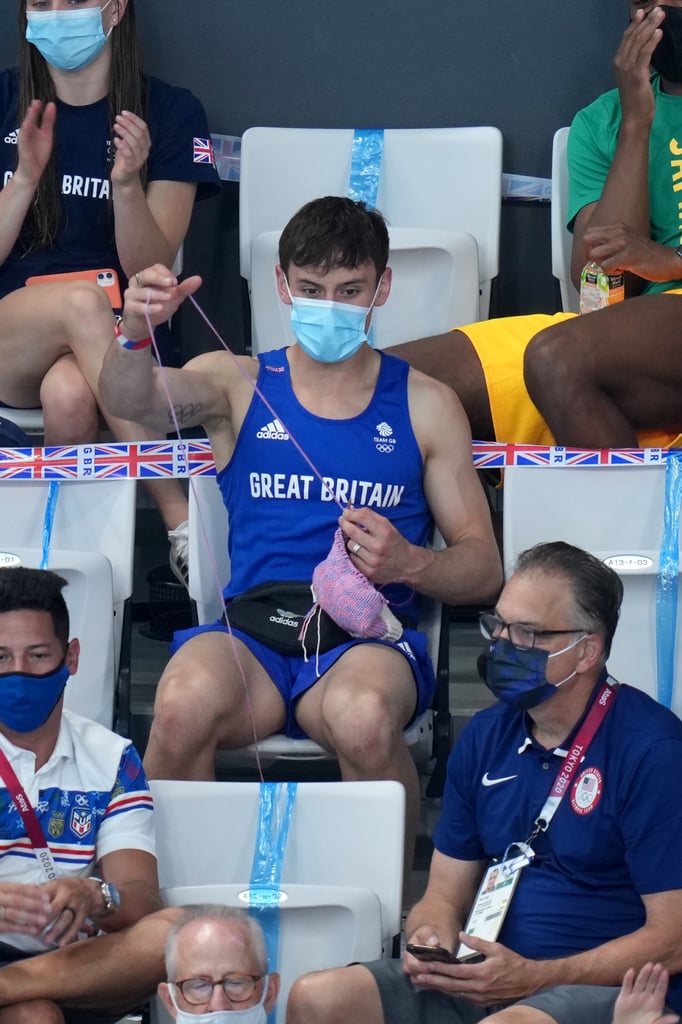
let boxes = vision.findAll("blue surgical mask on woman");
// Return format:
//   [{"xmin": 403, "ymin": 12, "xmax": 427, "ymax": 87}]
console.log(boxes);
[
  {"xmin": 26, "ymin": 0, "xmax": 114, "ymax": 72},
  {"xmin": 477, "ymin": 634, "xmax": 586, "ymax": 711},
  {"xmin": 285, "ymin": 278, "xmax": 381, "ymax": 363},
  {"xmin": 168, "ymin": 977, "xmax": 269, "ymax": 1024},
  {"xmin": 0, "ymin": 661, "xmax": 69, "ymax": 733}
]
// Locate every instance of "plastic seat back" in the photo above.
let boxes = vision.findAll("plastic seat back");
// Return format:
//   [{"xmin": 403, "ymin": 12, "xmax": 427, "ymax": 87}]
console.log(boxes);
[
  {"xmin": 551, "ymin": 127, "xmax": 580, "ymax": 313},
  {"xmin": 149, "ymin": 779, "xmax": 404, "ymax": 1024},
  {"xmin": 240, "ymin": 125, "xmax": 502, "ymax": 342},
  {"xmin": 503, "ymin": 464, "xmax": 682, "ymax": 715}
]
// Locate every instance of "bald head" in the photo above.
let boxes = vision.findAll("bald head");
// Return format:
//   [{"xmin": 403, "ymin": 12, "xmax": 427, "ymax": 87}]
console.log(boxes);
[
  {"xmin": 159, "ymin": 906, "xmax": 280, "ymax": 1019},
  {"xmin": 165, "ymin": 906, "xmax": 267, "ymax": 981}
]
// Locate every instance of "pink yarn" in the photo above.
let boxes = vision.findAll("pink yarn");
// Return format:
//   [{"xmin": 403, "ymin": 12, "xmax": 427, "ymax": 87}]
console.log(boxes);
[{"xmin": 308, "ymin": 527, "xmax": 403, "ymax": 641}]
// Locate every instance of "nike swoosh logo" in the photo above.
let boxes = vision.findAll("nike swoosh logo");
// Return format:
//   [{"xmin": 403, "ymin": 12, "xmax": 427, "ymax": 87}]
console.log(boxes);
[{"xmin": 481, "ymin": 772, "xmax": 518, "ymax": 787}]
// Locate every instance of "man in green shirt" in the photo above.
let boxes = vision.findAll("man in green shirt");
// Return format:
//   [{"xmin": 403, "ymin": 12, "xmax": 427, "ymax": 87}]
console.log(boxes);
[{"xmin": 393, "ymin": 1, "xmax": 682, "ymax": 451}]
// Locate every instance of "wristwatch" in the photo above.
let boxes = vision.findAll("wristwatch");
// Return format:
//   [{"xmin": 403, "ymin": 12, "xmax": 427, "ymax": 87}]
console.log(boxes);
[
  {"xmin": 676, "ymin": 244, "xmax": 682, "ymax": 263},
  {"xmin": 90, "ymin": 876, "xmax": 121, "ymax": 916}
]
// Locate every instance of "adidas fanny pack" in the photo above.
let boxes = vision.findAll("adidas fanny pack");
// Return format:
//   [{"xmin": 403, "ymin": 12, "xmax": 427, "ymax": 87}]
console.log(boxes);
[{"xmin": 224, "ymin": 581, "xmax": 352, "ymax": 655}]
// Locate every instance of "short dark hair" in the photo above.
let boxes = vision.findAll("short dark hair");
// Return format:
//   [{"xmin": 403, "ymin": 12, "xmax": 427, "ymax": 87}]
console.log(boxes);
[
  {"xmin": 278, "ymin": 196, "xmax": 389, "ymax": 280},
  {"xmin": 514, "ymin": 541, "xmax": 623, "ymax": 660},
  {"xmin": 0, "ymin": 568, "xmax": 69, "ymax": 648}
]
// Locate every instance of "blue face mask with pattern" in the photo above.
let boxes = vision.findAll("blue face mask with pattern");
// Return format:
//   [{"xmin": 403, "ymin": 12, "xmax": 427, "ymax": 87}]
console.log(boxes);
[
  {"xmin": 26, "ymin": 0, "xmax": 114, "ymax": 72},
  {"xmin": 0, "ymin": 661, "xmax": 69, "ymax": 733},
  {"xmin": 477, "ymin": 634, "xmax": 586, "ymax": 711}
]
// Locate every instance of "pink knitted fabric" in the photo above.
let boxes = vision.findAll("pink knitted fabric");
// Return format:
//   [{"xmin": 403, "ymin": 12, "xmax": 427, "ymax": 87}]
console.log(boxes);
[{"xmin": 308, "ymin": 527, "xmax": 403, "ymax": 641}]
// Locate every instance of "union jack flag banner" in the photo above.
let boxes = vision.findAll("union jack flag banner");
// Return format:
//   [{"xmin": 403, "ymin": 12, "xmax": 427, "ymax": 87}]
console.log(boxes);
[{"xmin": 0, "ymin": 441, "xmax": 674, "ymax": 481}]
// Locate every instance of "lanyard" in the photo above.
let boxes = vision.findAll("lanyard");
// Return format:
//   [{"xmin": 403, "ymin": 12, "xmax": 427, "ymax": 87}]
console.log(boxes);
[
  {"xmin": 526, "ymin": 676, "xmax": 618, "ymax": 848},
  {"xmin": 0, "ymin": 747, "xmax": 59, "ymax": 881}
]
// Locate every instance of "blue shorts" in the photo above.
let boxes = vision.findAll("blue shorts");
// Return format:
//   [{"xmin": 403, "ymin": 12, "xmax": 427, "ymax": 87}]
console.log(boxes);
[{"xmin": 171, "ymin": 623, "xmax": 437, "ymax": 739}]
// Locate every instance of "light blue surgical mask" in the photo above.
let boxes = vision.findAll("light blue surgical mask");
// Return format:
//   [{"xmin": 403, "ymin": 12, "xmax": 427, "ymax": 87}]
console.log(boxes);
[
  {"xmin": 0, "ymin": 661, "xmax": 69, "ymax": 733},
  {"xmin": 285, "ymin": 278, "xmax": 381, "ymax": 363},
  {"xmin": 26, "ymin": 0, "xmax": 114, "ymax": 72},
  {"xmin": 168, "ymin": 976, "xmax": 269, "ymax": 1024}
]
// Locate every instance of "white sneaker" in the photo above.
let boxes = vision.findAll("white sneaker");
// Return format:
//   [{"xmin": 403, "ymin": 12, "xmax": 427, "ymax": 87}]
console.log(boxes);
[{"xmin": 168, "ymin": 520, "xmax": 189, "ymax": 588}]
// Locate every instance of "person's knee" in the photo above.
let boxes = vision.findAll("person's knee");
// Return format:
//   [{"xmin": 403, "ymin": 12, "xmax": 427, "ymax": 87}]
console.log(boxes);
[
  {"xmin": 322, "ymin": 685, "xmax": 402, "ymax": 764},
  {"xmin": 287, "ymin": 972, "xmax": 327, "ymax": 1022},
  {"xmin": 0, "ymin": 1000, "xmax": 64, "ymax": 1023},
  {"xmin": 150, "ymin": 652, "xmax": 231, "ymax": 749},
  {"xmin": 63, "ymin": 281, "xmax": 112, "ymax": 325},
  {"xmin": 287, "ymin": 967, "xmax": 377, "ymax": 1024},
  {"xmin": 152, "ymin": 660, "xmax": 208, "ymax": 735},
  {"xmin": 40, "ymin": 365, "xmax": 98, "ymax": 442},
  {"xmin": 524, "ymin": 322, "xmax": 583, "ymax": 401}
]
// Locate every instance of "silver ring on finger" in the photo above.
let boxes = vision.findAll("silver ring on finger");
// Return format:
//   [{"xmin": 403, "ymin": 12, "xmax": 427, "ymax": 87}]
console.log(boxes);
[
  {"xmin": 0, "ymin": 905, "xmax": 6, "ymax": 921},
  {"xmin": 351, "ymin": 542, "xmax": 361, "ymax": 555},
  {"xmin": 62, "ymin": 906, "xmax": 76, "ymax": 919}
]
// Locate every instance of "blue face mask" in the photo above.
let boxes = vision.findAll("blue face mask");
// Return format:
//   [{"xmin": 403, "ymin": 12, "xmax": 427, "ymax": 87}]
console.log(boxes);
[
  {"xmin": 286, "ymin": 279, "xmax": 380, "ymax": 363},
  {"xmin": 26, "ymin": 0, "xmax": 114, "ymax": 72},
  {"xmin": 0, "ymin": 661, "xmax": 69, "ymax": 733},
  {"xmin": 477, "ymin": 634, "xmax": 586, "ymax": 711}
]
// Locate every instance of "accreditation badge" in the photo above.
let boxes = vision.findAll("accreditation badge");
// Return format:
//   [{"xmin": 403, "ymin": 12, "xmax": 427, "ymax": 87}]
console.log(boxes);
[{"xmin": 455, "ymin": 842, "xmax": 534, "ymax": 961}]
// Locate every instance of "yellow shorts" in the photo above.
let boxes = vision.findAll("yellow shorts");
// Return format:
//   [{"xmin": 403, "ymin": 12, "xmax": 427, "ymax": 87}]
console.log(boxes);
[{"xmin": 459, "ymin": 312, "xmax": 682, "ymax": 449}]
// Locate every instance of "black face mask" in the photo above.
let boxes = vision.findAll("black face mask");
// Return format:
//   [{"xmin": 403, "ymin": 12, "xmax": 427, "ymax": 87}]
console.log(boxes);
[{"xmin": 651, "ymin": 6, "xmax": 682, "ymax": 84}]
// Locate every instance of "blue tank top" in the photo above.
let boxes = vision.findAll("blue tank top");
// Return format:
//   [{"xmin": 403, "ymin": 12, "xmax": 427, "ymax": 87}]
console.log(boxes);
[{"xmin": 218, "ymin": 348, "xmax": 433, "ymax": 621}]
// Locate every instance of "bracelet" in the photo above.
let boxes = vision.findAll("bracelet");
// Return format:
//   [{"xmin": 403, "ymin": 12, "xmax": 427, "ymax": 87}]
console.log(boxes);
[{"xmin": 114, "ymin": 321, "xmax": 152, "ymax": 351}]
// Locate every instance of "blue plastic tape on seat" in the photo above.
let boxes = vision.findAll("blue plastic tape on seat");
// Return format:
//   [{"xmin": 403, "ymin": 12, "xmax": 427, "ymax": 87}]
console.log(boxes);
[
  {"xmin": 40, "ymin": 481, "xmax": 60, "ymax": 570},
  {"xmin": 656, "ymin": 452, "xmax": 682, "ymax": 708},
  {"xmin": 347, "ymin": 129, "xmax": 384, "ymax": 208},
  {"xmin": 248, "ymin": 782, "xmax": 297, "ymax": 1011}
]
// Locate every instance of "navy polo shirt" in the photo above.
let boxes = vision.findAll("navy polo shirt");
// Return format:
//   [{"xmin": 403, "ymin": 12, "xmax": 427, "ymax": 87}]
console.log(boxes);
[{"xmin": 434, "ymin": 678, "xmax": 682, "ymax": 1012}]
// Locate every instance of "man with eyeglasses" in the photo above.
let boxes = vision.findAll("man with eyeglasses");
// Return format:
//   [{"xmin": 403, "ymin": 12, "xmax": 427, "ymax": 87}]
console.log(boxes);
[
  {"xmin": 158, "ymin": 905, "xmax": 280, "ymax": 1022},
  {"xmin": 288, "ymin": 541, "xmax": 682, "ymax": 1024}
]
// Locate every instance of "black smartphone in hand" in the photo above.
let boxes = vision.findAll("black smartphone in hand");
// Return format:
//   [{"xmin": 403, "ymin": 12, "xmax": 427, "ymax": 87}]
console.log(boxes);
[{"xmin": 405, "ymin": 943, "xmax": 461, "ymax": 964}]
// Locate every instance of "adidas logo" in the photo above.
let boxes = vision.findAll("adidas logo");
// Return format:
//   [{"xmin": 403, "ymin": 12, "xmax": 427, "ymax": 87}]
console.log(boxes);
[
  {"xmin": 4, "ymin": 130, "xmax": 18, "ymax": 145},
  {"xmin": 256, "ymin": 418, "xmax": 289, "ymax": 440}
]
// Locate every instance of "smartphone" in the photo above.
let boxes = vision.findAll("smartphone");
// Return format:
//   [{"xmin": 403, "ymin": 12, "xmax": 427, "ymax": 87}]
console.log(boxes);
[
  {"xmin": 26, "ymin": 268, "xmax": 122, "ymax": 309},
  {"xmin": 405, "ymin": 943, "xmax": 461, "ymax": 964}
]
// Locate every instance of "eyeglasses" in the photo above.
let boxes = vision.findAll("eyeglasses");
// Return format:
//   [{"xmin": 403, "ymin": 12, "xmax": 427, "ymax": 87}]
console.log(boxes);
[
  {"xmin": 175, "ymin": 974, "xmax": 264, "ymax": 1006},
  {"xmin": 479, "ymin": 612, "xmax": 586, "ymax": 651}
]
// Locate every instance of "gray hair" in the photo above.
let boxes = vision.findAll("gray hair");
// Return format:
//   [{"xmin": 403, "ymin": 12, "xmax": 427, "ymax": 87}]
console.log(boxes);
[
  {"xmin": 514, "ymin": 541, "xmax": 623, "ymax": 662},
  {"xmin": 165, "ymin": 905, "xmax": 268, "ymax": 980}
]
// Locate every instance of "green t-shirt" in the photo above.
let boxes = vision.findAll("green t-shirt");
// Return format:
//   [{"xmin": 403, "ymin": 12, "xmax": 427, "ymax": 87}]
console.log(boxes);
[{"xmin": 567, "ymin": 73, "xmax": 682, "ymax": 294}]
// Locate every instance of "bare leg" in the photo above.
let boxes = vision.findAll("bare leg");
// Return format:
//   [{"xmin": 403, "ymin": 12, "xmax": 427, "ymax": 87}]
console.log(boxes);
[
  {"xmin": 296, "ymin": 644, "xmax": 419, "ymax": 900},
  {"xmin": 0, "ymin": 281, "xmax": 188, "ymax": 531},
  {"xmin": 484, "ymin": 1010, "xmax": 555, "ymax": 1024},
  {"xmin": 524, "ymin": 294, "xmax": 682, "ymax": 447},
  {"xmin": 386, "ymin": 332, "xmax": 495, "ymax": 441},
  {"xmin": 613, "ymin": 965, "xmax": 679, "ymax": 1024},
  {"xmin": 40, "ymin": 357, "xmax": 99, "ymax": 445},
  {"xmin": 286, "ymin": 965, "xmax": 384, "ymax": 1024},
  {"xmin": 143, "ymin": 631, "xmax": 287, "ymax": 780},
  {"xmin": 0, "ymin": 908, "xmax": 180, "ymax": 1014},
  {"xmin": 0, "ymin": 1003, "xmax": 64, "ymax": 1023}
]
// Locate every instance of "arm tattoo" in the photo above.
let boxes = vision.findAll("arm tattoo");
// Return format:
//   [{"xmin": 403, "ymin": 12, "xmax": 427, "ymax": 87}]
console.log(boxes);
[{"xmin": 170, "ymin": 403, "xmax": 204, "ymax": 425}]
